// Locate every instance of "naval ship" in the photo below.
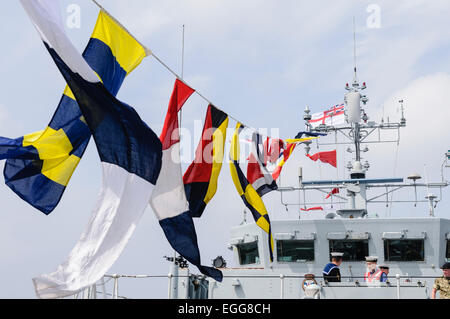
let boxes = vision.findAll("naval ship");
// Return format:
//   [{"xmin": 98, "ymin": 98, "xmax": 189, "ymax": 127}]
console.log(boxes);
[
  {"xmin": 160, "ymin": 72, "xmax": 450, "ymax": 300},
  {"xmin": 75, "ymin": 67, "xmax": 450, "ymax": 300}
]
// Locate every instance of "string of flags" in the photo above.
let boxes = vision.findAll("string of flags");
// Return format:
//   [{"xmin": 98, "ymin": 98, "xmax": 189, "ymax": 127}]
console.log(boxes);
[{"xmin": 0, "ymin": 0, "xmax": 345, "ymax": 298}]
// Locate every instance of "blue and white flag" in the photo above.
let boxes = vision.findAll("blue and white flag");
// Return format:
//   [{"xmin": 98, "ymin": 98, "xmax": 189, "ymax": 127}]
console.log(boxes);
[{"xmin": 21, "ymin": 0, "xmax": 162, "ymax": 299}]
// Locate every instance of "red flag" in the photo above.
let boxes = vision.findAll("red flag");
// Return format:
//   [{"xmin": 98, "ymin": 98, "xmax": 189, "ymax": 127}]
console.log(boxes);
[
  {"xmin": 160, "ymin": 79, "xmax": 195, "ymax": 150},
  {"xmin": 301, "ymin": 207, "xmax": 324, "ymax": 212},
  {"xmin": 325, "ymin": 188, "xmax": 340, "ymax": 199},
  {"xmin": 307, "ymin": 150, "xmax": 337, "ymax": 168}
]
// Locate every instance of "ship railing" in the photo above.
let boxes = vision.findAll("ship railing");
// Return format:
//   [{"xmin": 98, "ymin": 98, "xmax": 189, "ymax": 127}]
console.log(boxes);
[{"xmin": 72, "ymin": 274, "xmax": 442, "ymax": 299}]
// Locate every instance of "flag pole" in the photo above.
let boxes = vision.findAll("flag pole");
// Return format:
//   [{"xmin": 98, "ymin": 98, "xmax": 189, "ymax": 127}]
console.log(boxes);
[
  {"xmin": 174, "ymin": 24, "xmax": 186, "ymax": 268},
  {"xmin": 353, "ymin": 16, "xmax": 358, "ymax": 83},
  {"xmin": 179, "ymin": 24, "xmax": 185, "ymax": 130},
  {"xmin": 182, "ymin": 24, "xmax": 185, "ymax": 80}
]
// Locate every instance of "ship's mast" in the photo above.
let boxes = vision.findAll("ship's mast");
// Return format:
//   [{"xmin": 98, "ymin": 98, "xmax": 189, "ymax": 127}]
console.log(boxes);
[
  {"xmin": 292, "ymin": 75, "xmax": 448, "ymax": 218},
  {"xmin": 278, "ymin": 22, "xmax": 449, "ymax": 218},
  {"xmin": 348, "ymin": 17, "xmax": 366, "ymax": 173}
]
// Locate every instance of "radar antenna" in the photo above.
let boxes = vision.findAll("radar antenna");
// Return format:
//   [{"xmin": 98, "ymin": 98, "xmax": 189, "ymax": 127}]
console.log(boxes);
[{"xmin": 353, "ymin": 16, "xmax": 358, "ymax": 84}]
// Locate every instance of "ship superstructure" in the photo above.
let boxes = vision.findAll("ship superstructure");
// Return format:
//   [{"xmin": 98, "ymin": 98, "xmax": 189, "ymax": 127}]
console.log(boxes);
[
  {"xmin": 77, "ymin": 70, "xmax": 450, "ymax": 300},
  {"xmin": 168, "ymin": 73, "xmax": 450, "ymax": 299}
]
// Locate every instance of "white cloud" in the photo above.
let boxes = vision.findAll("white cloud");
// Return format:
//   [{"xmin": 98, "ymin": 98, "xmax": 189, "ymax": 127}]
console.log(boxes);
[{"xmin": 371, "ymin": 73, "xmax": 450, "ymax": 181}]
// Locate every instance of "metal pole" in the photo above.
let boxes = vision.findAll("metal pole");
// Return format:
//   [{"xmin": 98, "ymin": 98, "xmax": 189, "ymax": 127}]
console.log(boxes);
[
  {"xmin": 280, "ymin": 274, "xmax": 285, "ymax": 299},
  {"xmin": 100, "ymin": 277, "xmax": 107, "ymax": 299},
  {"xmin": 168, "ymin": 273, "xmax": 173, "ymax": 299},
  {"xmin": 181, "ymin": 24, "xmax": 185, "ymax": 79},
  {"xmin": 396, "ymin": 274, "xmax": 401, "ymax": 299},
  {"xmin": 172, "ymin": 24, "xmax": 185, "ymax": 286},
  {"xmin": 348, "ymin": 265, "xmax": 353, "ymax": 282},
  {"xmin": 297, "ymin": 171, "xmax": 302, "ymax": 220},
  {"xmin": 354, "ymin": 123, "xmax": 361, "ymax": 162},
  {"xmin": 184, "ymin": 270, "xmax": 190, "ymax": 299},
  {"xmin": 178, "ymin": 24, "xmax": 185, "ymax": 128},
  {"xmin": 353, "ymin": 16, "xmax": 357, "ymax": 83},
  {"xmin": 208, "ymin": 281, "xmax": 216, "ymax": 299},
  {"xmin": 91, "ymin": 284, "xmax": 97, "ymax": 299},
  {"xmin": 113, "ymin": 274, "xmax": 119, "ymax": 300}
]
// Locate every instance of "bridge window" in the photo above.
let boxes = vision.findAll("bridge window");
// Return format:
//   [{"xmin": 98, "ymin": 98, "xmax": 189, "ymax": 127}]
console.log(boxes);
[
  {"xmin": 384, "ymin": 239, "xmax": 424, "ymax": 261},
  {"xmin": 329, "ymin": 240, "xmax": 369, "ymax": 261},
  {"xmin": 277, "ymin": 240, "xmax": 314, "ymax": 262},
  {"xmin": 237, "ymin": 241, "xmax": 260, "ymax": 265}
]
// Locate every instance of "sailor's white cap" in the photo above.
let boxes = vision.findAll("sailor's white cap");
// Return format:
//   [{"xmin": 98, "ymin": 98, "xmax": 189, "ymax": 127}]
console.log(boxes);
[
  {"xmin": 365, "ymin": 256, "xmax": 378, "ymax": 262},
  {"xmin": 330, "ymin": 252, "xmax": 344, "ymax": 257}
]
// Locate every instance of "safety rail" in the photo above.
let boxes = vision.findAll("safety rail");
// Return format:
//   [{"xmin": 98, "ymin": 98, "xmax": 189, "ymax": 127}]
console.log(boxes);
[{"xmin": 72, "ymin": 273, "xmax": 441, "ymax": 299}]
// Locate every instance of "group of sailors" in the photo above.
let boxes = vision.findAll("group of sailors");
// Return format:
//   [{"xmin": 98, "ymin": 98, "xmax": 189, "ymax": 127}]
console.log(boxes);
[
  {"xmin": 322, "ymin": 252, "xmax": 389, "ymax": 283},
  {"xmin": 321, "ymin": 252, "xmax": 450, "ymax": 298}
]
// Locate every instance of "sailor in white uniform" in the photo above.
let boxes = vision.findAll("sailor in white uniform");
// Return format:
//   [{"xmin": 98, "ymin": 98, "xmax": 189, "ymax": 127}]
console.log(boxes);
[{"xmin": 364, "ymin": 256, "xmax": 385, "ymax": 283}]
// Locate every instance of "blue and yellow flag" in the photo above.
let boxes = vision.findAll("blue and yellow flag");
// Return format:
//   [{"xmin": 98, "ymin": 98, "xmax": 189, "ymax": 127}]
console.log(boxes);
[{"xmin": 0, "ymin": 10, "xmax": 147, "ymax": 214}]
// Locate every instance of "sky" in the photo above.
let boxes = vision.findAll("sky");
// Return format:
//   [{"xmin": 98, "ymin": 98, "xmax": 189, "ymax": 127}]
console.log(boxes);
[{"xmin": 1, "ymin": 0, "xmax": 450, "ymax": 299}]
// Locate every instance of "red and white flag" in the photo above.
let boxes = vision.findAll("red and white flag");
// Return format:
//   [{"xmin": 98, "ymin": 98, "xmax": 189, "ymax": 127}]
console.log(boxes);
[{"xmin": 308, "ymin": 104, "xmax": 345, "ymax": 128}]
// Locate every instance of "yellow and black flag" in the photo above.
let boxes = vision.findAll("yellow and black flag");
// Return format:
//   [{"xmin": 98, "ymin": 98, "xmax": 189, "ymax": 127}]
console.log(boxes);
[
  {"xmin": 183, "ymin": 105, "xmax": 229, "ymax": 217},
  {"xmin": 229, "ymin": 123, "xmax": 274, "ymax": 262}
]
